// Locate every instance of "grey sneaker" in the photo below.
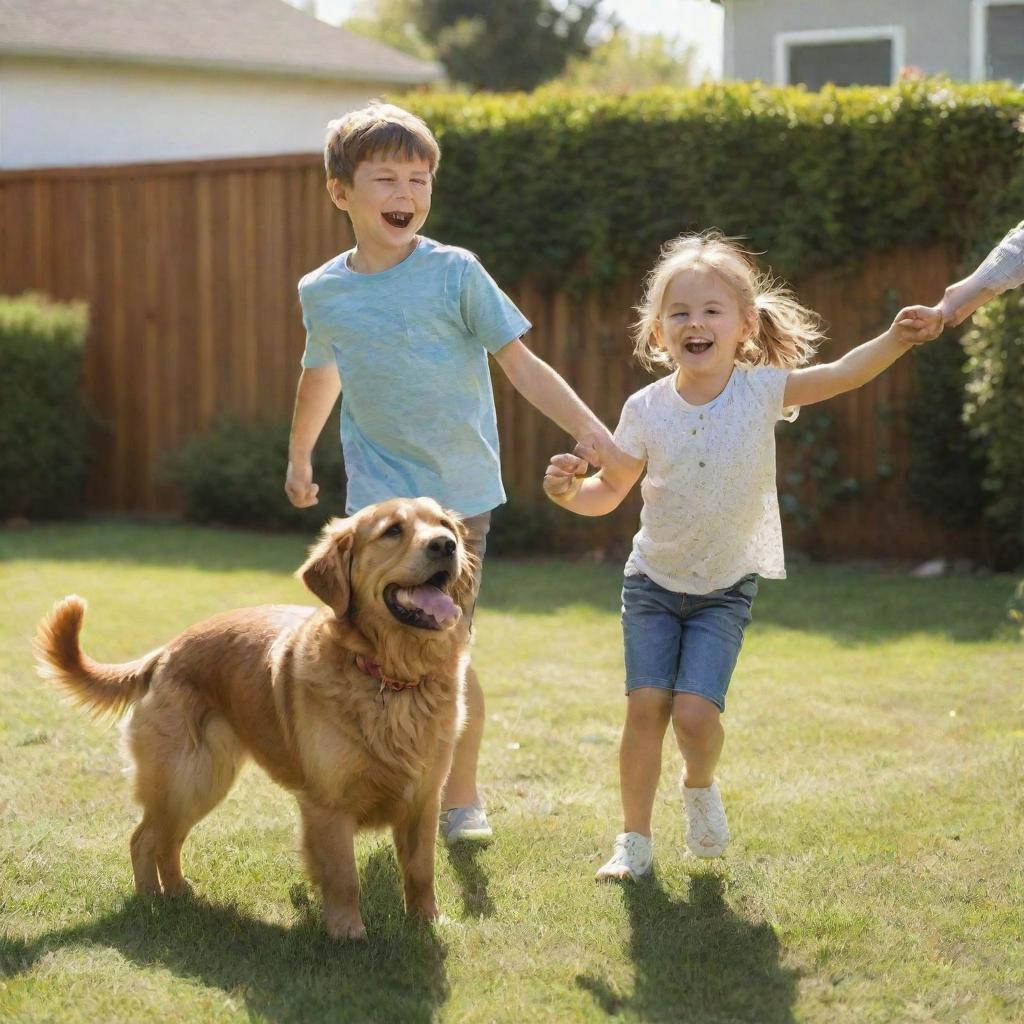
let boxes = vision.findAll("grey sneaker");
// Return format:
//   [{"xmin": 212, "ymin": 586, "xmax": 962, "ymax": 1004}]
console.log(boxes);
[
  {"xmin": 682, "ymin": 780, "xmax": 730, "ymax": 857},
  {"xmin": 439, "ymin": 803, "xmax": 493, "ymax": 844},
  {"xmin": 595, "ymin": 832, "xmax": 653, "ymax": 881}
]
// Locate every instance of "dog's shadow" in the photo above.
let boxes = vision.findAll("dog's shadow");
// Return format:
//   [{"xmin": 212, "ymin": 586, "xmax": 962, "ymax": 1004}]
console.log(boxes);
[
  {"xmin": 1, "ymin": 847, "xmax": 448, "ymax": 1024},
  {"xmin": 577, "ymin": 871, "xmax": 799, "ymax": 1023}
]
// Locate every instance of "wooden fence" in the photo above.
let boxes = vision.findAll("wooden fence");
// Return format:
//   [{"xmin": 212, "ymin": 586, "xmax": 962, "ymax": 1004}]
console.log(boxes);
[{"xmin": 0, "ymin": 155, "xmax": 978, "ymax": 559}]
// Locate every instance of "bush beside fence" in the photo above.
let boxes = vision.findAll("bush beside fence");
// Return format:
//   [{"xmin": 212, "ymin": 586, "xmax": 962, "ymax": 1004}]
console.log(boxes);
[
  {"xmin": 0, "ymin": 294, "xmax": 92, "ymax": 520},
  {"xmin": 167, "ymin": 413, "xmax": 346, "ymax": 531}
]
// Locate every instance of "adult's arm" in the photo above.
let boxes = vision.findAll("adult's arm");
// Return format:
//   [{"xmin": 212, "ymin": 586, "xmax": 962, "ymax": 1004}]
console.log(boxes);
[{"xmin": 939, "ymin": 221, "xmax": 1024, "ymax": 327}]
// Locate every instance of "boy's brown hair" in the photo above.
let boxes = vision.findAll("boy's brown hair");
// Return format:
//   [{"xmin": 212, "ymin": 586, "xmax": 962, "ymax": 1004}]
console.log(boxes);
[{"xmin": 324, "ymin": 103, "xmax": 441, "ymax": 184}]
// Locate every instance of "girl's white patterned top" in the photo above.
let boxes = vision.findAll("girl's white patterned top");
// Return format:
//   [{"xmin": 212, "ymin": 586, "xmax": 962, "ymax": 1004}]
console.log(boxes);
[{"xmin": 613, "ymin": 366, "xmax": 796, "ymax": 595}]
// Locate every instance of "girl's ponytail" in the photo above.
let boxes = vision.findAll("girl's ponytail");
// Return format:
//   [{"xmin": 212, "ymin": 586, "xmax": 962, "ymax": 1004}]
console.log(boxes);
[{"xmin": 744, "ymin": 272, "xmax": 824, "ymax": 369}]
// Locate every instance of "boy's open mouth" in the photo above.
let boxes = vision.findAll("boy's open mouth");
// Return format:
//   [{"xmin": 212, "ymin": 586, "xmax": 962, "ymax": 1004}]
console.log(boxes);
[
  {"xmin": 684, "ymin": 340, "xmax": 713, "ymax": 354},
  {"xmin": 382, "ymin": 211, "xmax": 414, "ymax": 228}
]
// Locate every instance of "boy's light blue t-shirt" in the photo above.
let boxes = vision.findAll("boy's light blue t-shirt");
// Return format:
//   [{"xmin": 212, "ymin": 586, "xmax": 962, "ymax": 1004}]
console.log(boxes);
[{"xmin": 298, "ymin": 236, "xmax": 530, "ymax": 516}]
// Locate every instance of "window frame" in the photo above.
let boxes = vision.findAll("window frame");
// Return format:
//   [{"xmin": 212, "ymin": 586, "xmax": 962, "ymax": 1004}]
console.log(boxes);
[
  {"xmin": 773, "ymin": 25, "xmax": 906, "ymax": 88},
  {"xmin": 971, "ymin": 0, "xmax": 1024, "ymax": 81}
]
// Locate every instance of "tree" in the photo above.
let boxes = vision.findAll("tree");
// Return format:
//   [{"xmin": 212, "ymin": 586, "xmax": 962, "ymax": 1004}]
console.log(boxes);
[
  {"xmin": 415, "ymin": 0, "xmax": 609, "ymax": 91},
  {"xmin": 343, "ymin": 0, "xmax": 434, "ymax": 61},
  {"xmin": 557, "ymin": 28, "xmax": 699, "ymax": 91}
]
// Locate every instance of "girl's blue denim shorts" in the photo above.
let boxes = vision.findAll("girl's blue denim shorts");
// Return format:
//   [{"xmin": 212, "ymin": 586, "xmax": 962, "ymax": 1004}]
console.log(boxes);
[{"xmin": 620, "ymin": 572, "xmax": 758, "ymax": 712}]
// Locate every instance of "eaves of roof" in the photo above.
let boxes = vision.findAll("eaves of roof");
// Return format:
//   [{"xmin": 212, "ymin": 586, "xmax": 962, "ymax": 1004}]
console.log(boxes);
[{"xmin": 0, "ymin": 41, "xmax": 443, "ymax": 85}]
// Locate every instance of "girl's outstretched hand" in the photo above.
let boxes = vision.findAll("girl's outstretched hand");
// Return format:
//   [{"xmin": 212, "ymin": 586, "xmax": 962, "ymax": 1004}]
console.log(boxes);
[
  {"xmin": 543, "ymin": 451, "xmax": 589, "ymax": 500},
  {"xmin": 891, "ymin": 305, "xmax": 944, "ymax": 345}
]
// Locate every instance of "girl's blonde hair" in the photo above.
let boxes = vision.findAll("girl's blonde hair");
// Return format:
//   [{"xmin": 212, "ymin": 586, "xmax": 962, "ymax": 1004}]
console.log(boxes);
[{"xmin": 632, "ymin": 231, "xmax": 825, "ymax": 373}]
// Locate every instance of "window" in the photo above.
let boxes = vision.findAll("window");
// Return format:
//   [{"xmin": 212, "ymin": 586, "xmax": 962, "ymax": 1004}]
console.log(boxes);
[
  {"xmin": 774, "ymin": 27, "xmax": 905, "ymax": 90},
  {"xmin": 972, "ymin": 0, "xmax": 1024, "ymax": 82}
]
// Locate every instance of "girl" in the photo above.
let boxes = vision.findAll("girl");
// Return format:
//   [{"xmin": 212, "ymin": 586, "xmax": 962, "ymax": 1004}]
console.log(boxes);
[{"xmin": 543, "ymin": 232, "xmax": 943, "ymax": 880}]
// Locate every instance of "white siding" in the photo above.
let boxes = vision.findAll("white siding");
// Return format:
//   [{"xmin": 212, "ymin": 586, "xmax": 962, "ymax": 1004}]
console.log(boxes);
[{"xmin": 0, "ymin": 57, "xmax": 396, "ymax": 169}]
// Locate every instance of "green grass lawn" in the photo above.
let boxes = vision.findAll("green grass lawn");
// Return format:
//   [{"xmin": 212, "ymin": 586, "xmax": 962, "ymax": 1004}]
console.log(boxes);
[{"xmin": 1, "ymin": 523, "xmax": 1022, "ymax": 1024}]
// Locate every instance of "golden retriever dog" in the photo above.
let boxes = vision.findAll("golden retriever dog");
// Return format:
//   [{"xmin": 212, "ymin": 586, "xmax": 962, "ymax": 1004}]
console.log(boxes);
[{"xmin": 34, "ymin": 497, "xmax": 476, "ymax": 940}]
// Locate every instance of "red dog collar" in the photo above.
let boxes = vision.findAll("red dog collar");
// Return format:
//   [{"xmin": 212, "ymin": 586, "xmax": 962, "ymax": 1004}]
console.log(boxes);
[{"xmin": 355, "ymin": 654, "xmax": 421, "ymax": 692}]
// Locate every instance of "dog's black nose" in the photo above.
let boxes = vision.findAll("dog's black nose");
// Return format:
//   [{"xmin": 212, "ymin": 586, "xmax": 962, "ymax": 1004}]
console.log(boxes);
[{"xmin": 428, "ymin": 536, "xmax": 457, "ymax": 559}]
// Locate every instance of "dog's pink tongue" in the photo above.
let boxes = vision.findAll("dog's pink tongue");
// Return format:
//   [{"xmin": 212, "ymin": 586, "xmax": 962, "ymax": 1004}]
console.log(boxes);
[{"xmin": 404, "ymin": 585, "xmax": 461, "ymax": 628}]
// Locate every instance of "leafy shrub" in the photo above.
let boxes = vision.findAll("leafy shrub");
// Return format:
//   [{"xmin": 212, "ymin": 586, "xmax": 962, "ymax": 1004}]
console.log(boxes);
[
  {"xmin": 167, "ymin": 415, "xmax": 346, "ymax": 530},
  {"xmin": 962, "ymin": 295, "xmax": 1024, "ymax": 567},
  {"xmin": 907, "ymin": 336, "xmax": 987, "ymax": 530},
  {"xmin": 777, "ymin": 408, "xmax": 860, "ymax": 532},
  {"xmin": 906, "ymin": 152, "xmax": 1024, "ymax": 546},
  {"xmin": 0, "ymin": 293, "xmax": 92, "ymax": 520}
]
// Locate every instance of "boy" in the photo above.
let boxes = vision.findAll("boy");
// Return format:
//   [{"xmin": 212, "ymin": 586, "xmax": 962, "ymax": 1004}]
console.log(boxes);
[{"xmin": 284, "ymin": 103, "xmax": 611, "ymax": 844}]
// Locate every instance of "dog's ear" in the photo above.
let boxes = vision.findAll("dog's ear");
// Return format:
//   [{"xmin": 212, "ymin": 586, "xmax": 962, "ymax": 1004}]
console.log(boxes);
[
  {"xmin": 297, "ymin": 518, "xmax": 354, "ymax": 618},
  {"xmin": 449, "ymin": 512, "xmax": 479, "ymax": 612}
]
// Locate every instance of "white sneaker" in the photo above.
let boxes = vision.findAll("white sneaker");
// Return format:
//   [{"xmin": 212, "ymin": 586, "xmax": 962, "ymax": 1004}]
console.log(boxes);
[
  {"xmin": 439, "ymin": 803, "xmax": 493, "ymax": 845},
  {"xmin": 595, "ymin": 832, "xmax": 653, "ymax": 881},
  {"xmin": 682, "ymin": 780, "xmax": 730, "ymax": 857}
]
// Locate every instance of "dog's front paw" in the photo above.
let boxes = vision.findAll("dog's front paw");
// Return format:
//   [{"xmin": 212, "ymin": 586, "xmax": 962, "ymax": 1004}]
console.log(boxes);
[
  {"xmin": 408, "ymin": 898, "xmax": 443, "ymax": 922},
  {"xmin": 162, "ymin": 878, "xmax": 194, "ymax": 899},
  {"xmin": 324, "ymin": 909, "xmax": 367, "ymax": 941}
]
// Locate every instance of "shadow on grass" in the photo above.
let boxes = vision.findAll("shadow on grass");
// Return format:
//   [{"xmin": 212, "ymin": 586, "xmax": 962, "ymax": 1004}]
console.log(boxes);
[
  {"xmin": 3, "ymin": 524, "xmax": 1015, "ymax": 643},
  {"xmin": 484, "ymin": 563, "xmax": 1016, "ymax": 644},
  {"xmin": 576, "ymin": 872, "xmax": 798, "ymax": 1024},
  {"xmin": 746, "ymin": 571, "xmax": 1016, "ymax": 646},
  {"xmin": 0, "ymin": 847, "xmax": 449, "ymax": 1024},
  {"xmin": 444, "ymin": 842, "xmax": 495, "ymax": 918}
]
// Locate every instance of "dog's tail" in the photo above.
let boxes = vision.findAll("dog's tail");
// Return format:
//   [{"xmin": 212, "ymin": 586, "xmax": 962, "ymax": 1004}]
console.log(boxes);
[{"xmin": 34, "ymin": 596, "xmax": 161, "ymax": 720}]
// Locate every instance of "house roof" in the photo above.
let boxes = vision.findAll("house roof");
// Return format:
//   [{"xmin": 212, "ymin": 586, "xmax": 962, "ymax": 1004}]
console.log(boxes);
[{"xmin": 0, "ymin": 0, "xmax": 442, "ymax": 85}]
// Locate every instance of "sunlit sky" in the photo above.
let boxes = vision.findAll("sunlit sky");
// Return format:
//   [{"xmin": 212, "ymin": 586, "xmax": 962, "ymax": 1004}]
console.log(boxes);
[{"xmin": 291, "ymin": 0, "xmax": 725, "ymax": 78}]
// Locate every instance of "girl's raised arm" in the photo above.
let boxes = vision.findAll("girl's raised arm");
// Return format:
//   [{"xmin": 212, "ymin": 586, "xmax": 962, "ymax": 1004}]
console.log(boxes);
[{"xmin": 783, "ymin": 305, "xmax": 943, "ymax": 408}]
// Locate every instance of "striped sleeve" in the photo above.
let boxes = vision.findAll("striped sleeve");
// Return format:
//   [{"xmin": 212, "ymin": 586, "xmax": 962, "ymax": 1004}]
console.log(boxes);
[{"xmin": 974, "ymin": 220, "xmax": 1024, "ymax": 295}]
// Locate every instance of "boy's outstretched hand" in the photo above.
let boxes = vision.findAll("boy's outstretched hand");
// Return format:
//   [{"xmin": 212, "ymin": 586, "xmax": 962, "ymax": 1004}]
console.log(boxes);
[
  {"xmin": 891, "ymin": 305, "xmax": 944, "ymax": 345},
  {"xmin": 571, "ymin": 431, "xmax": 612, "ymax": 470}
]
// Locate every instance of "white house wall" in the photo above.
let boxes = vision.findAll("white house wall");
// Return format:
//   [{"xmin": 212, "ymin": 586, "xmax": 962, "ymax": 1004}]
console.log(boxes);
[{"xmin": 0, "ymin": 57, "xmax": 396, "ymax": 169}]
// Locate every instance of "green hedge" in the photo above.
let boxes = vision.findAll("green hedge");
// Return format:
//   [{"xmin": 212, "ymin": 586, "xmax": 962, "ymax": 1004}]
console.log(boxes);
[
  {"xmin": 0, "ymin": 294, "xmax": 92, "ymax": 520},
  {"xmin": 166, "ymin": 415, "xmax": 346, "ymax": 531},
  {"xmin": 406, "ymin": 81, "xmax": 1024, "ymax": 288},
  {"xmin": 907, "ymin": 337, "xmax": 987, "ymax": 531}
]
